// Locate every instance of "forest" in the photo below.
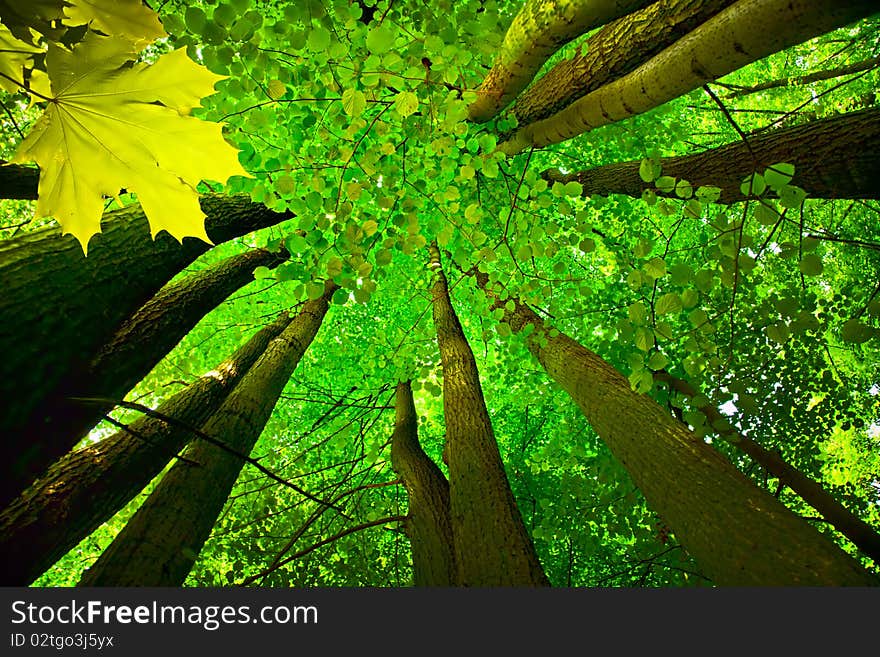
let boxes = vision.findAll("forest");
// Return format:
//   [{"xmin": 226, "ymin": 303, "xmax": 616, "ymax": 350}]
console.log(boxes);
[{"xmin": 0, "ymin": 0, "xmax": 878, "ymax": 588}]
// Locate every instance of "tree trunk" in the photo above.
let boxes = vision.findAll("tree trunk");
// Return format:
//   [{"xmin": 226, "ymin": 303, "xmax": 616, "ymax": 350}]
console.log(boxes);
[
  {"xmin": 653, "ymin": 371, "xmax": 880, "ymax": 564},
  {"xmin": 430, "ymin": 245, "xmax": 548, "ymax": 586},
  {"xmin": 468, "ymin": 0, "xmax": 653, "ymax": 122},
  {"xmin": 499, "ymin": 0, "xmax": 879, "ymax": 154},
  {"xmin": 390, "ymin": 380, "xmax": 455, "ymax": 586},
  {"xmin": 510, "ymin": 0, "xmax": 735, "ymax": 129},
  {"xmin": 543, "ymin": 107, "xmax": 880, "ymax": 203},
  {"xmin": 477, "ymin": 274, "xmax": 876, "ymax": 585},
  {"xmin": 4, "ymin": 247, "xmax": 288, "ymax": 506},
  {"xmin": 0, "ymin": 161, "xmax": 39, "ymax": 200},
  {"xmin": 77, "ymin": 285, "xmax": 336, "ymax": 586},
  {"xmin": 0, "ymin": 195, "xmax": 292, "ymax": 507},
  {"xmin": 0, "ymin": 313, "xmax": 292, "ymax": 586}
]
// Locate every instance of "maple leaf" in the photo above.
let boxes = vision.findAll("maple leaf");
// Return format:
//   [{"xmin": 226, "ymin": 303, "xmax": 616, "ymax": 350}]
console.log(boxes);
[
  {"xmin": 0, "ymin": 24, "xmax": 42, "ymax": 93},
  {"xmin": 0, "ymin": 0, "xmax": 68, "ymax": 42},
  {"xmin": 63, "ymin": 0, "xmax": 166, "ymax": 48},
  {"xmin": 12, "ymin": 32, "xmax": 250, "ymax": 252}
]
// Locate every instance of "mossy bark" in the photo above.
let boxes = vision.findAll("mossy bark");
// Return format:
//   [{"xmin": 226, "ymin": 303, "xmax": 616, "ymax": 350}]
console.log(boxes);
[
  {"xmin": 0, "ymin": 313, "xmax": 291, "ymax": 586},
  {"xmin": 543, "ymin": 107, "xmax": 880, "ymax": 203},
  {"xmin": 500, "ymin": 0, "xmax": 879, "ymax": 154},
  {"xmin": 77, "ymin": 286, "xmax": 335, "ymax": 586},
  {"xmin": 468, "ymin": 0, "xmax": 652, "ymax": 122},
  {"xmin": 430, "ymin": 245, "xmax": 548, "ymax": 586},
  {"xmin": 0, "ymin": 194, "xmax": 292, "ymax": 506},
  {"xmin": 390, "ymin": 381, "xmax": 456, "ymax": 586}
]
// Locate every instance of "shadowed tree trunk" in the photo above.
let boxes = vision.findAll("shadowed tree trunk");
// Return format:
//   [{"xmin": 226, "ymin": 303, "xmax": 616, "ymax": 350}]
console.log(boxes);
[
  {"xmin": 543, "ymin": 107, "xmax": 880, "ymax": 203},
  {"xmin": 653, "ymin": 371, "xmax": 880, "ymax": 564},
  {"xmin": 77, "ymin": 284, "xmax": 337, "ymax": 586},
  {"xmin": 0, "ymin": 190, "xmax": 293, "ymax": 506},
  {"xmin": 510, "ymin": 0, "xmax": 735, "ymax": 129},
  {"xmin": 0, "ymin": 313, "xmax": 292, "ymax": 586},
  {"xmin": 499, "ymin": 0, "xmax": 879, "ymax": 154},
  {"xmin": 475, "ymin": 273, "xmax": 876, "ymax": 585},
  {"xmin": 0, "ymin": 161, "xmax": 39, "ymax": 200},
  {"xmin": 4, "ymin": 246, "xmax": 289, "ymax": 506},
  {"xmin": 469, "ymin": 0, "xmax": 653, "ymax": 122},
  {"xmin": 390, "ymin": 380, "xmax": 455, "ymax": 586},
  {"xmin": 430, "ymin": 244, "xmax": 548, "ymax": 586}
]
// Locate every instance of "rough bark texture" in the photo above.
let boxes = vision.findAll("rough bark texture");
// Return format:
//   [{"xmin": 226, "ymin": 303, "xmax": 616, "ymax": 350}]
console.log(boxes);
[
  {"xmin": 477, "ymin": 276, "xmax": 876, "ymax": 585},
  {"xmin": 499, "ymin": 0, "xmax": 879, "ymax": 154},
  {"xmin": 0, "ymin": 313, "xmax": 292, "ymax": 586},
  {"xmin": 0, "ymin": 161, "xmax": 39, "ymax": 200},
  {"xmin": 430, "ymin": 245, "xmax": 548, "ymax": 586},
  {"xmin": 9, "ymin": 246, "xmax": 288, "ymax": 503},
  {"xmin": 390, "ymin": 381, "xmax": 456, "ymax": 586},
  {"xmin": 77, "ymin": 286, "xmax": 336, "ymax": 586},
  {"xmin": 654, "ymin": 371, "xmax": 880, "ymax": 564},
  {"xmin": 0, "ymin": 194, "xmax": 292, "ymax": 508},
  {"xmin": 468, "ymin": 0, "xmax": 653, "ymax": 122},
  {"xmin": 543, "ymin": 107, "xmax": 880, "ymax": 203},
  {"xmin": 511, "ymin": 0, "xmax": 735, "ymax": 129}
]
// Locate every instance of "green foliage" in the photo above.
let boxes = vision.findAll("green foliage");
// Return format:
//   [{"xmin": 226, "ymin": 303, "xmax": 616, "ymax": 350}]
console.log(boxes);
[{"xmin": 7, "ymin": 0, "xmax": 880, "ymax": 588}]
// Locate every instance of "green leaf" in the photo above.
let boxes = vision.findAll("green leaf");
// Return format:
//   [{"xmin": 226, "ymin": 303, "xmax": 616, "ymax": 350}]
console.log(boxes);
[
  {"xmin": 655, "ymin": 292, "xmax": 682, "ymax": 315},
  {"xmin": 643, "ymin": 257, "xmax": 667, "ymax": 279},
  {"xmin": 798, "ymin": 254, "xmax": 823, "ymax": 277},
  {"xmin": 342, "ymin": 88, "xmax": 367, "ymax": 117},
  {"xmin": 366, "ymin": 23, "xmax": 396, "ymax": 54},
  {"xmin": 764, "ymin": 162, "xmax": 795, "ymax": 190},
  {"xmin": 393, "ymin": 90, "xmax": 419, "ymax": 117}
]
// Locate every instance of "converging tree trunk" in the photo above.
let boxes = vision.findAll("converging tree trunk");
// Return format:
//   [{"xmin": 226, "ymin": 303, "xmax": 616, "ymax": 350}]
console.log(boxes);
[
  {"xmin": 0, "ymin": 313, "xmax": 292, "ymax": 586},
  {"xmin": 390, "ymin": 380, "xmax": 455, "ymax": 586},
  {"xmin": 430, "ymin": 245, "xmax": 548, "ymax": 586},
  {"xmin": 469, "ymin": 0, "xmax": 653, "ymax": 122},
  {"xmin": 78, "ymin": 284, "xmax": 336, "ymax": 586},
  {"xmin": 543, "ymin": 107, "xmax": 880, "ymax": 203},
  {"xmin": 4, "ymin": 247, "xmax": 289, "ymax": 506},
  {"xmin": 499, "ymin": 0, "xmax": 879, "ymax": 154},
  {"xmin": 653, "ymin": 371, "xmax": 880, "ymax": 564},
  {"xmin": 0, "ymin": 191, "xmax": 293, "ymax": 506},
  {"xmin": 510, "ymin": 0, "xmax": 735, "ymax": 129},
  {"xmin": 476, "ymin": 273, "xmax": 876, "ymax": 585}
]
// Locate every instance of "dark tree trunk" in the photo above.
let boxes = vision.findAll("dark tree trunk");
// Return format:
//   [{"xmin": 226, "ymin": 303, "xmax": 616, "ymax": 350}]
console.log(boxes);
[
  {"xmin": 510, "ymin": 0, "xmax": 735, "ymax": 129},
  {"xmin": 430, "ymin": 245, "xmax": 548, "ymax": 586},
  {"xmin": 544, "ymin": 107, "xmax": 880, "ymax": 203},
  {"xmin": 0, "ymin": 313, "xmax": 292, "ymax": 586},
  {"xmin": 77, "ymin": 285, "xmax": 336, "ymax": 586},
  {"xmin": 0, "ymin": 161, "xmax": 39, "ymax": 200},
  {"xmin": 390, "ymin": 380, "xmax": 455, "ymax": 586},
  {"xmin": 0, "ymin": 194, "xmax": 292, "ymax": 507},
  {"xmin": 5, "ymin": 247, "xmax": 288, "ymax": 506},
  {"xmin": 476, "ymin": 274, "xmax": 876, "ymax": 585},
  {"xmin": 654, "ymin": 372, "xmax": 880, "ymax": 564}
]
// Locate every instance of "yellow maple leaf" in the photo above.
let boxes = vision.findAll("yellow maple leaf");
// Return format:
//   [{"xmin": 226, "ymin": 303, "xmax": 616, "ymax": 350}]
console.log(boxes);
[
  {"xmin": 63, "ymin": 0, "xmax": 166, "ymax": 48},
  {"xmin": 0, "ymin": 24, "xmax": 42, "ymax": 93},
  {"xmin": 12, "ymin": 32, "xmax": 250, "ymax": 252}
]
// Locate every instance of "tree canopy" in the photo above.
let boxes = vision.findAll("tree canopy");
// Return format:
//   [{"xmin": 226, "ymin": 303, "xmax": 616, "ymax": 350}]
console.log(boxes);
[{"xmin": 0, "ymin": 0, "xmax": 878, "ymax": 587}]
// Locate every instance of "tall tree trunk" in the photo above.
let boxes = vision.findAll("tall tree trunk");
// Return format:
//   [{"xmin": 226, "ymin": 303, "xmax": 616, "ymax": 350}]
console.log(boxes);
[
  {"xmin": 468, "ymin": 0, "xmax": 653, "ymax": 122},
  {"xmin": 653, "ymin": 371, "xmax": 880, "ymax": 564},
  {"xmin": 430, "ymin": 245, "xmax": 548, "ymax": 586},
  {"xmin": 77, "ymin": 285, "xmax": 337, "ymax": 586},
  {"xmin": 0, "ymin": 193, "xmax": 292, "ymax": 502},
  {"xmin": 390, "ymin": 380, "xmax": 455, "ymax": 586},
  {"xmin": 543, "ymin": 107, "xmax": 880, "ymax": 203},
  {"xmin": 3, "ymin": 246, "xmax": 289, "ymax": 506},
  {"xmin": 499, "ymin": 0, "xmax": 879, "ymax": 154},
  {"xmin": 510, "ymin": 0, "xmax": 735, "ymax": 129},
  {"xmin": 476, "ymin": 274, "xmax": 876, "ymax": 585},
  {"xmin": 0, "ymin": 313, "xmax": 292, "ymax": 586}
]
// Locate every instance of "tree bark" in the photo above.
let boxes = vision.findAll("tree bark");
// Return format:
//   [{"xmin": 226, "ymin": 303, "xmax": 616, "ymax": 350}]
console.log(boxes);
[
  {"xmin": 510, "ymin": 0, "xmax": 735, "ymax": 129},
  {"xmin": 468, "ymin": 0, "xmax": 653, "ymax": 122},
  {"xmin": 543, "ymin": 107, "xmax": 880, "ymax": 203},
  {"xmin": 0, "ymin": 313, "xmax": 292, "ymax": 586},
  {"xmin": 499, "ymin": 0, "xmax": 879, "ymax": 154},
  {"xmin": 0, "ymin": 194, "xmax": 292, "ymax": 507},
  {"xmin": 430, "ymin": 245, "xmax": 548, "ymax": 586},
  {"xmin": 476, "ymin": 274, "xmax": 877, "ymax": 585},
  {"xmin": 390, "ymin": 380, "xmax": 455, "ymax": 586},
  {"xmin": 4, "ymin": 246, "xmax": 288, "ymax": 506},
  {"xmin": 77, "ymin": 284, "xmax": 336, "ymax": 586},
  {"xmin": 653, "ymin": 371, "xmax": 880, "ymax": 564},
  {"xmin": 0, "ymin": 161, "xmax": 39, "ymax": 200}
]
